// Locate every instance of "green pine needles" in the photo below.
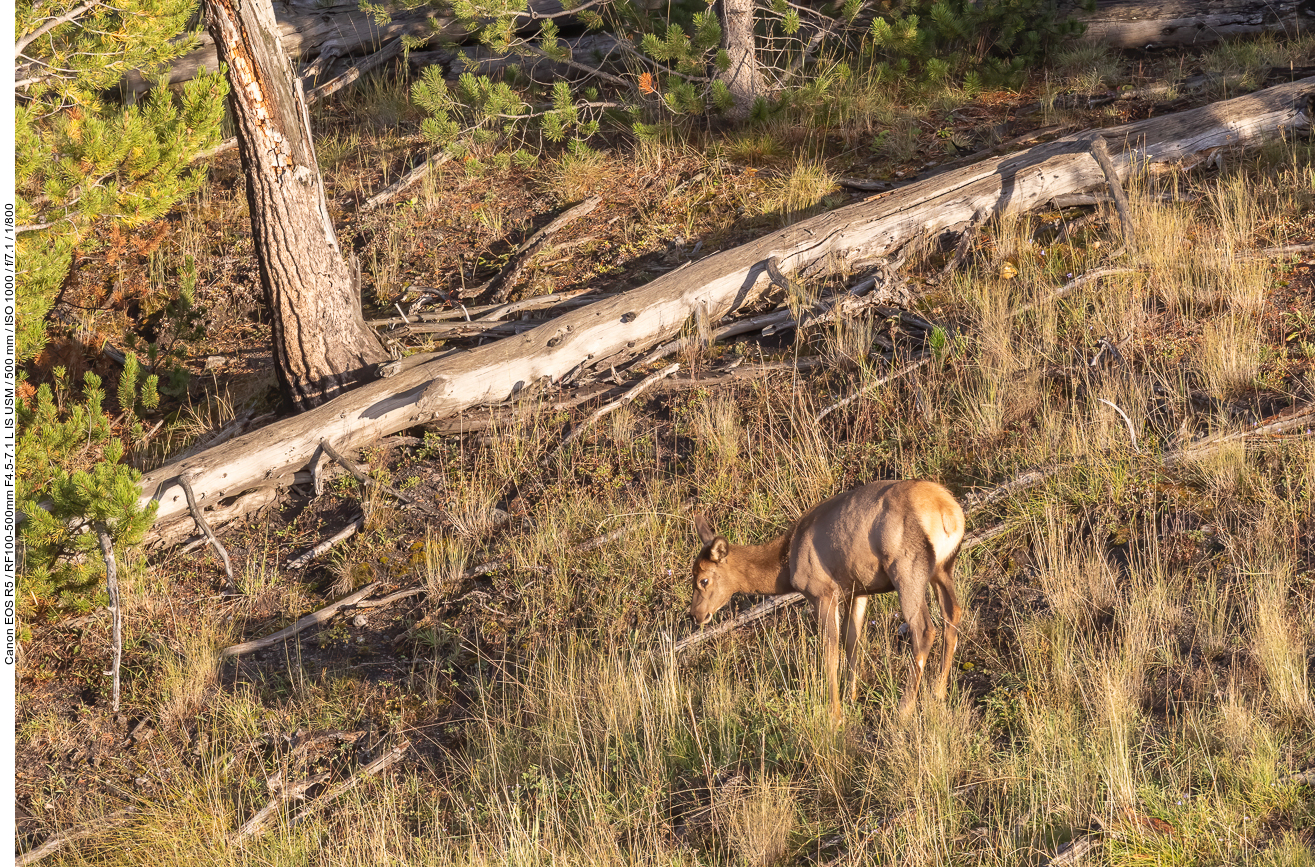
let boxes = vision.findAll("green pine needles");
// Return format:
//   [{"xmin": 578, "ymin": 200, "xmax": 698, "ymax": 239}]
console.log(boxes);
[
  {"xmin": 16, "ymin": 0, "xmax": 227, "ymax": 365},
  {"xmin": 17, "ymin": 369, "xmax": 157, "ymax": 616},
  {"xmin": 865, "ymin": 0, "xmax": 1087, "ymax": 91},
  {"xmin": 401, "ymin": 0, "xmax": 1082, "ymax": 157},
  {"xmin": 16, "ymin": 1, "xmax": 226, "ymax": 614}
]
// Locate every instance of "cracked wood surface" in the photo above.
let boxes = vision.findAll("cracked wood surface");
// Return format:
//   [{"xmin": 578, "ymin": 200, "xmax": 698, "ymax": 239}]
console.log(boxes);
[{"xmin": 138, "ymin": 76, "xmax": 1315, "ymax": 548}]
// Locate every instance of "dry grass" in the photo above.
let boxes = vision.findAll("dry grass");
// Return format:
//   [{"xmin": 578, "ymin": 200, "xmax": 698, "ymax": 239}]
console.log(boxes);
[
  {"xmin": 22, "ymin": 37, "xmax": 1315, "ymax": 867},
  {"xmin": 758, "ymin": 158, "xmax": 838, "ymax": 222}
]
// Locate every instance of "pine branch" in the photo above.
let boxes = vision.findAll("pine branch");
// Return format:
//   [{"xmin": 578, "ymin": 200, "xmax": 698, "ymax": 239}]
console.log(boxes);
[
  {"xmin": 518, "ymin": 41, "xmax": 635, "ymax": 92},
  {"xmin": 527, "ymin": 0, "xmax": 608, "ymax": 20},
  {"xmin": 16, "ymin": 0, "xmax": 102, "ymax": 55},
  {"xmin": 490, "ymin": 100, "xmax": 626, "ymax": 119}
]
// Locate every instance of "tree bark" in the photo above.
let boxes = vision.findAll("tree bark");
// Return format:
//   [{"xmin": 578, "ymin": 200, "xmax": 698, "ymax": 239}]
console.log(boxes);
[
  {"xmin": 135, "ymin": 76, "xmax": 1315, "ymax": 547},
  {"xmin": 719, "ymin": 0, "xmax": 764, "ymax": 120},
  {"xmin": 1070, "ymin": 0, "xmax": 1313, "ymax": 49},
  {"xmin": 206, "ymin": 0, "xmax": 390, "ymax": 411}
]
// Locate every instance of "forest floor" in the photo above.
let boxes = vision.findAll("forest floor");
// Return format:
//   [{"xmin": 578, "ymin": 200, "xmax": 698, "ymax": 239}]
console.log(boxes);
[{"xmin": 16, "ymin": 32, "xmax": 1315, "ymax": 867}]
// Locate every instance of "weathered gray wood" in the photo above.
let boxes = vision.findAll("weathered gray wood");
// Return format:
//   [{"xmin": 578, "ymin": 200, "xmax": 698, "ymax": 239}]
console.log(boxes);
[
  {"xmin": 206, "ymin": 0, "xmax": 390, "ymax": 410},
  {"xmin": 133, "ymin": 0, "xmax": 566, "ymax": 97},
  {"xmin": 1070, "ymin": 0, "xmax": 1312, "ymax": 49},
  {"xmin": 137, "ymin": 77, "xmax": 1315, "ymax": 547}
]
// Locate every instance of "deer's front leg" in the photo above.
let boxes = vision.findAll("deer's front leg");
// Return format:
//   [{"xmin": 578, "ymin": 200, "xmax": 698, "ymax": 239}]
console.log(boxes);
[{"xmin": 844, "ymin": 594, "xmax": 869, "ymax": 704}]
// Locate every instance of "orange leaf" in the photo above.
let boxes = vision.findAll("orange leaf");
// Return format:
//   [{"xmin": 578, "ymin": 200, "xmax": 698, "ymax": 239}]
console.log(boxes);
[{"xmin": 638, "ymin": 72, "xmax": 656, "ymax": 95}]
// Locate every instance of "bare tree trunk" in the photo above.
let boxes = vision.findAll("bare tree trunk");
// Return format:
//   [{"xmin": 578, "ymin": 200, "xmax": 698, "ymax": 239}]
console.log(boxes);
[
  {"xmin": 719, "ymin": 0, "xmax": 763, "ymax": 120},
  {"xmin": 205, "ymin": 0, "xmax": 390, "ymax": 411}
]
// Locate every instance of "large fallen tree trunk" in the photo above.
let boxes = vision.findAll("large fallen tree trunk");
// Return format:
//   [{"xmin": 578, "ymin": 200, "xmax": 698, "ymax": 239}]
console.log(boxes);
[
  {"xmin": 128, "ymin": 0, "xmax": 565, "ymax": 97},
  {"xmin": 1069, "ymin": 0, "xmax": 1313, "ymax": 49},
  {"xmin": 136, "ymin": 77, "xmax": 1315, "ymax": 548}
]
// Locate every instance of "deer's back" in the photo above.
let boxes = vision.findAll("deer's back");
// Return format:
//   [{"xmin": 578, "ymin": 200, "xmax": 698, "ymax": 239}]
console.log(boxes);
[{"xmin": 788, "ymin": 480, "xmax": 964, "ymax": 597}]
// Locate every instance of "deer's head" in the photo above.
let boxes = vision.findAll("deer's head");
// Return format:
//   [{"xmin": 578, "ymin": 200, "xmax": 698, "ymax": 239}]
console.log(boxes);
[{"xmin": 689, "ymin": 514, "xmax": 735, "ymax": 626}]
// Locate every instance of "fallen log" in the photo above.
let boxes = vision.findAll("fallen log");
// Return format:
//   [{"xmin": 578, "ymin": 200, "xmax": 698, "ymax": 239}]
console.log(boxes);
[
  {"xmin": 135, "ymin": 77, "xmax": 1315, "ymax": 548},
  {"xmin": 1070, "ymin": 0, "xmax": 1313, "ymax": 49},
  {"xmin": 129, "ymin": 0, "xmax": 565, "ymax": 98}
]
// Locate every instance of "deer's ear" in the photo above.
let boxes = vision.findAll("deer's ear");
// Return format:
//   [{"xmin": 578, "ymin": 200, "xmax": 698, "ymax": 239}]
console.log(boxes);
[
  {"xmin": 708, "ymin": 537, "xmax": 730, "ymax": 563},
  {"xmin": 694, "ymin": 514, "xmax": 716, "ymax": 545}
]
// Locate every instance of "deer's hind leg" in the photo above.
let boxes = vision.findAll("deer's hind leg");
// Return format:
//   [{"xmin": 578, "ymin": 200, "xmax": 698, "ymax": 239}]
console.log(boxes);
[
  {"xmin": 810, "ymin": 581, "xmax": 847, "ymax": 722},
  {"xmin": 843, "ymin": 594, "xmax": 870, "ymax": 703},
  {"xmin": 893, "ymin": 559, "xmax": 937, "ymax": 721},
  {"xmin": 930, "ymin": 551, "xmax": 962, "ymax": 701}
]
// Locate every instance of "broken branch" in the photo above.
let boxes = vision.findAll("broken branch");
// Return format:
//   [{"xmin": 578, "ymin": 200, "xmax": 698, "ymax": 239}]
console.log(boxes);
[
  {"xmin": 286, "ymin": 514, "xmax": 366, "ymax": 570},
  {"xmin": 179, "ymin": 473, "xmax": 237, "ymax": 591},
  {"xmin": 319, "ymin": 440, "xmax": 415, "ymax": 505},
  {"xmin": 220, "ymin": 582, "xmax": 381, "ymax": 659},
  {"xmin": 362, "ymin": 153, "xmax": 454, "ymax": 211},
  {"xmin": 95, "ymin": 525, "xmax": 122, "ymax": 713},
  {"xmin": 542, "ymin": 363, "xmax": 680, "ymax": 465},
  {"xmin": 482, "ymin": 195, "xmax": 602, "ymax": 303},
  {"xmin": 16, "ymin": 807, "xmax": 138, "ymax": 866},
  {"xmin": 1089, "ymin": 136, "xmax": 1134, "ymax": 240}
]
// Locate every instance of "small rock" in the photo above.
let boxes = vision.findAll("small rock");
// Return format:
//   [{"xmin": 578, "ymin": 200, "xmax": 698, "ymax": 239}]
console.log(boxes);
[
  {"xmin": 204, "ymin": 355, "xmax": 227, "ymax": 371},
  {"xmin": 353, "ymin": 614, "xmax": 368, "ymax": 628}
]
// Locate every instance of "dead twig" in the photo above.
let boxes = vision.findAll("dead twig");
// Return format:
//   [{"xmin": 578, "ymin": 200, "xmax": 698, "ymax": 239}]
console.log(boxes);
[
  {"xmin": 286, "ymin": 515, "xmax": 366, "ymax": 570},
  {"xmin": 481, "ymin": 195, "xmax": 602, "ymax": 303},
  {"xmin": 641, "ymin": 274, "xmax": 889, "ymax": 367},
  {"xmin": 235, "ymin": 733, "xmax": 411, "ymax": 843},
  {"xmin": 179, "ymin": 473, "xmax": 237, "ymax": 591},
  {"xmin": 1013, "ymin": 268, "xmax": 1138, "ymax": 316},
  {"xmin": 307, "ymin": 38, "xmax": 403, "ymax": 103},
  {"xmin": 368, "ymin": 289, "xmax": 600, "ymax": 329},
  {"xmin": 815, "ymin": 356, "xmax": 933, "ymax": 423},
  {"xmin": 389, "ymin": 320, "xmax": 524, "ymax": 338},
  {"xmin": 939, "ymin": 207, "xmax": 990, "ymax": 279},
  {"xmin": 16, "ymin": 808, "xmax": 139, "ymax": 866},
  {"xmin": 353, "ymin": 586, "xmax": 426, "ymax": 609},
  {"xmin": 671, "ymin": 593, "xmax": 806, "ymax": 655},
  {"xmin": 235, "ymin": 772, "xmax": 331, "ymax": 842},
  {"xmin": 1167, "ymin": 405, "xmax": 1315, "ymax": 465},
  {"xmin": 283, "ymin": 740, "xmax": 411, "ymax": 830},
  {"xmin": 960, "ymin": 521, "xmax": 1014, "ymax": 548},
  {"xmin": 319, "ymin": 440, "xmax": 415, "ymax": 505},
  {"xmin": 476, "ymin": 288, "xmax": 598, "ymax": 322},
  {"xmin": 1043, "ymin": 835, "xmax": 1101, "ymax": 866},
  {"xmin": 542, "ymin": 363, "xmax": 680, "ymax": 465},
  {"xmin": 1288, "ymin": 768, "xmax": 1315, "ymax": 786},
  {"xmin": 1240, "ymin": 242, "xmax": 1315, "ymax": 260},
  {"xmin": 94, "ymin": 525, "xmax": 122, "ymax": 713},
  {"xmin": 1097, "ymin": 397, "xmax": 1142, "ymax": 453},
  {"xmin": 220, "ymin": 582, "xmax": 381, "ymax": 658},
  {"xmin": 362, "ymin": 153, "xmax": 454, "ymax": 211},
  {"xmin": 961, "ymin": 469, "xmax": 1049, "ymax": 513}
]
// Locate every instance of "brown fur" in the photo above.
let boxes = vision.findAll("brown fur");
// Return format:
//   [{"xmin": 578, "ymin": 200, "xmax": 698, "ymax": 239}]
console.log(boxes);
[{"xmin": 688, "ymin": 480, "xmax": 965, "ymax": 721}]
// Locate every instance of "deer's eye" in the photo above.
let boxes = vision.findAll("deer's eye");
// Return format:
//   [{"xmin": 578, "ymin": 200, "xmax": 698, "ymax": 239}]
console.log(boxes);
[{"xmin": 699, "ymin": 577, "xmax": 709, "ymax": 588}]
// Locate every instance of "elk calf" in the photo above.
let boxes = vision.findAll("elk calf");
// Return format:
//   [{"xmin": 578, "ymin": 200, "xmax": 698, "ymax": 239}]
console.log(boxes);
[{"xmin": 688, "ymin": 480, "xmax": 965, "ymax": 721}]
